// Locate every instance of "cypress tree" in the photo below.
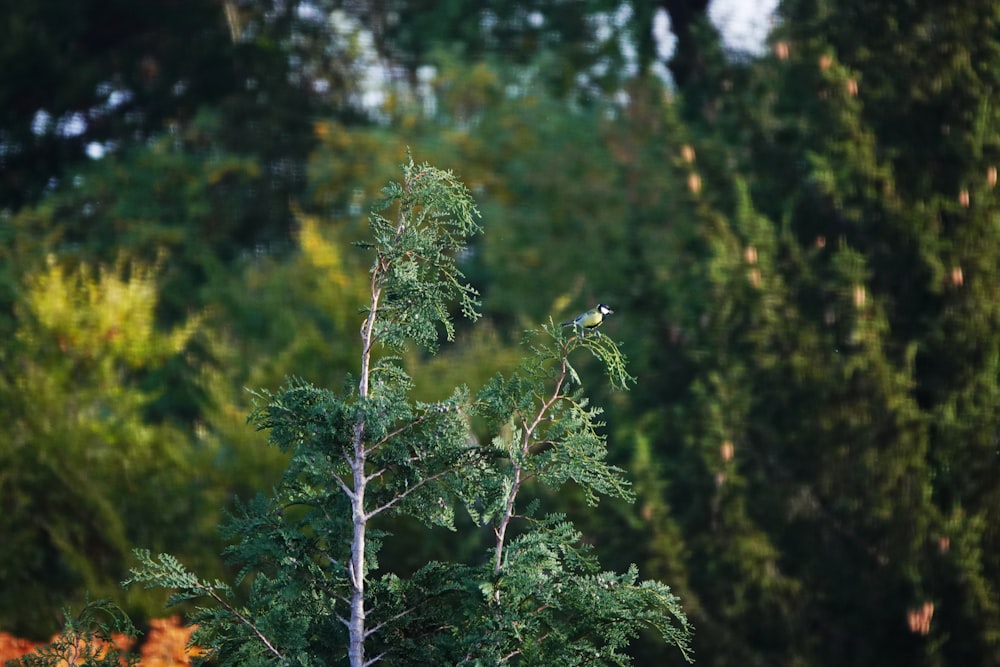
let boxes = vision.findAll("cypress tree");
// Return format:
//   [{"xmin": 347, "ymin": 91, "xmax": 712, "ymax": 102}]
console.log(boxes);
[
  {"xmin": 126, "ymin": 158, "xmax": 692, "ymax": 665},
  {"xmin": 643, "ymin": 1, "xmax": 1000, "ymax": 664}
]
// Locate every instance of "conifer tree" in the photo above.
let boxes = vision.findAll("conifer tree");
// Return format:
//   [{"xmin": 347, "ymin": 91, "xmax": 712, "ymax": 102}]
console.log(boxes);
[
  {"xmin": 635, "ymin": 1, "xmax": 1000, "ymax": 664},
  {"xmin": 126, "ymin": 158, "xmax": 691, "ymax": 665}
]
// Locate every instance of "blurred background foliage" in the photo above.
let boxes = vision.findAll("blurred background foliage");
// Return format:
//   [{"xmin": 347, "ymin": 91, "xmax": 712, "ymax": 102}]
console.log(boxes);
[{"xmin": 2, "ymin": 0, "xmax": 1000, "ymax": 665}]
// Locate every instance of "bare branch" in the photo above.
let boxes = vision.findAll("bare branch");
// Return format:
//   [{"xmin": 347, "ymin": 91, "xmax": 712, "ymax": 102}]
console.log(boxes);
[
  {"xmin": 364, "ymin": 467, "xmax": 455, "ymax": 520},
  {"xmin": 365, "ymin": 414, "xmax": 429, "ymax": 456},
  {"xmin": 493, "ymin": 356, "xmax": 570, "ymax": 574},
  {"xmin": 365, "ymin": 605, "xmax": 417, "ymax": 638},
  {"xmin": 501, "ymin": 648, "xmax": 523, "ymax": 662},
  {"xmin": 347, "ymin": 556, "xmax": 361, "ymax": 590},
  {"xmin": 332, "ymin": 470, "xmax": 356, "ymax": 500},
  {"xmin": 365, "ymin": 449, "xmax": 439, "ymax": 484},
  {"xmin": 206, "ymin": 588, "xmax": 284, "ymax": 661}
]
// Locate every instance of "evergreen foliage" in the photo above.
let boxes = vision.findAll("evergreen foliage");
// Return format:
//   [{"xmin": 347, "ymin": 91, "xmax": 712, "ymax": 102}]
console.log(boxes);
[
  {"xmin": 7, "ymin": 3, "xmax": 1000, "ymax": 666},
  {"xmin": 633, "ymin": 1, "xmax": 1000, "ymax": 664},
  {"xmin": 126, "ymin": 159, "xmax": 692, "ymax": 665},
  {"xmin": 0, "ymin": 257, "xmax": 222, "ymax": 634}
]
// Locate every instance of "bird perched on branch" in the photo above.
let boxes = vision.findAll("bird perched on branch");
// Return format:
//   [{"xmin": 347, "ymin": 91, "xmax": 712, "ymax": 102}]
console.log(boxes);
[{"xmin": 561, "ymin": 304, "xmax": 614, "ymax": 335}]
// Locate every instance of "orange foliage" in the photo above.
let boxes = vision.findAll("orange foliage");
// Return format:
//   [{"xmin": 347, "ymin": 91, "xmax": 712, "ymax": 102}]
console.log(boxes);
[
  {"xmin": 907, "ymin": 601, "xmax": 935, "ymax": 636},
  {"xmin": 0, "ymin": 617, "xmax": 202, "ymax": 666},
  {"xmin": 140, "ymin": 617, "xmax": 206, "ymax": 666},
  {"xmin": 0, "ymin": 633, "xmax": 40, "ymax": 663}
]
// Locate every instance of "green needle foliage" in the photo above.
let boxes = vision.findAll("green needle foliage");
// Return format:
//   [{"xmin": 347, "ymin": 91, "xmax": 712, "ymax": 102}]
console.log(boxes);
[{"xmin": 125, "ymin": 157, "xmax": 691, "ymax": 666}]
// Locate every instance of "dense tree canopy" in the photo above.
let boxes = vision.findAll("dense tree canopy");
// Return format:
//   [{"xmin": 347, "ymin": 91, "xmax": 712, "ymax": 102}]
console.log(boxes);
[{"xmin": 2, "ymin": 1, "xmax": 999, "ymax": 665}]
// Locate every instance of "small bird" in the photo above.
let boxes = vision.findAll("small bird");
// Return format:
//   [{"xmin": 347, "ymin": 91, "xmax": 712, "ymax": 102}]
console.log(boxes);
[{"xmin": 561, "ymin": 304, "xmax": 614, "ymax": 334}]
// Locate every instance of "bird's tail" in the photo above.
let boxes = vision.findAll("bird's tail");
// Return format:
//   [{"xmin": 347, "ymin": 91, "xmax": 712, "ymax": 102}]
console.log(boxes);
[{"xmin": 560, "ymin": 320, "xmax": 573, "ymax": 327}]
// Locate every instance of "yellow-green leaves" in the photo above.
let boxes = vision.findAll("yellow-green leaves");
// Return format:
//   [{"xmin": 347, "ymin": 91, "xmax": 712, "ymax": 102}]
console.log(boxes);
[{"xmin": 19, "ymin": 256, "xmax": 198, "ymax": 369}]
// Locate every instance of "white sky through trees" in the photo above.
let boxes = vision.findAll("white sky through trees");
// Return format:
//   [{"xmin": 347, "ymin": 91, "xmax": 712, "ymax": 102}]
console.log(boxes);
[{"xmin": 710, "ymin": 0, "xmax": 779, "ymax": 53}]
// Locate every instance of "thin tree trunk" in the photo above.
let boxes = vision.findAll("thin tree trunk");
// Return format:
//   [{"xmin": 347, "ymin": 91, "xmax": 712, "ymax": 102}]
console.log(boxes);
[
  {"xmin": 348, "ymin": 475, "xmax": 367, "ymax": 667},
  {"xmin": 492, "ymin": 356, "xmax": 568, "ymax": 576},
  {"xmin": 349, "ymin": 275, "xmax": 381, "ymax": 667}
]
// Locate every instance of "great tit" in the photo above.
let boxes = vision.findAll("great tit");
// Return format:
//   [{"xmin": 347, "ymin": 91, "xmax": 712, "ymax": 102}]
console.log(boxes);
[{"xmin": 561, "ymin": 304, "xmax": 614, "ymax": 333}]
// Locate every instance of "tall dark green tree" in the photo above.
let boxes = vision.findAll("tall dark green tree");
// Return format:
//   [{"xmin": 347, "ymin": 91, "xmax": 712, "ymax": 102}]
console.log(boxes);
[{"xmin": 631, "ymin": 1, "xmax": 1000, "ymax": 665}]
